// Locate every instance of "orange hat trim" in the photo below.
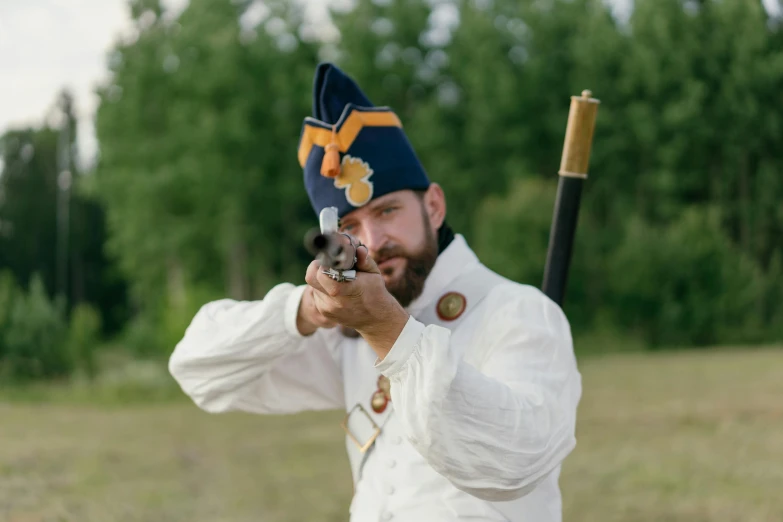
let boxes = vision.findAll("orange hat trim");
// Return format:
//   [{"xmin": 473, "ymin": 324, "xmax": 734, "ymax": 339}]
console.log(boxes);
[{"xmin": 297, "ymin": 109, "xmax": 402, "ymax": 169}]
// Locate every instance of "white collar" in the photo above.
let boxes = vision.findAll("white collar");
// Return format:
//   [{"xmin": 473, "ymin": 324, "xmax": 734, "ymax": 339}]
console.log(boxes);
[{"xmin": 405, "ymin": 234, "xmax": 481, "ymax": 316}]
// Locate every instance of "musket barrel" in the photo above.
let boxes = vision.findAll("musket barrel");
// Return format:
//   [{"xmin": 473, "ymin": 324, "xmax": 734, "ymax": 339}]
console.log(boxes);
[{"xmin": 542, "ymin": 90, "xmax": 600, "ymax": 307}]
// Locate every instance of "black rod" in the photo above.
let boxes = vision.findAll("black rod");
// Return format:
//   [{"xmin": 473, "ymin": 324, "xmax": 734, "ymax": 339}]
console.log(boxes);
[{"xmin": 542, "ymin": 176, "xmax": 584, "ymax": 306}]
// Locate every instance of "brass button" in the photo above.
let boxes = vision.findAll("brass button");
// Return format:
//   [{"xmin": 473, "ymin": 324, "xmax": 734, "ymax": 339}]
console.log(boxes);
[
  {"xmin": 436, "ymin": 292, "xmax": 467, "ymax": 321},
  {"xmin": 371, "ymin": 390, "xmax": 388, "ymax": 413}
]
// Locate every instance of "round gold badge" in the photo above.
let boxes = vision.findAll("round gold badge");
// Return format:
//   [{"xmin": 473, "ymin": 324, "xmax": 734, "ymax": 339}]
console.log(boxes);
[{"xmin": 436, "ymin": 292, "xmax": 466, "ymax": 321}]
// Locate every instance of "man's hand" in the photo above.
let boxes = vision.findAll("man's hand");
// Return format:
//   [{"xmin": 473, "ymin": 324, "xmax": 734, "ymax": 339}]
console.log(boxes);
[
  {"xmin": 296, "ymin": 285, "xmax": 338, "ymax": 336},
  {"xmin": 297, "ymin": 232, "xmax": 358, "ymax": 336},
  {"xmin": 305, "ymin": 246, "xmax": 410, "ymax": 359}
]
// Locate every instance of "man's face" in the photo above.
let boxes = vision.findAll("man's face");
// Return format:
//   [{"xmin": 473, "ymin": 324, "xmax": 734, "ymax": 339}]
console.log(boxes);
[{"xmin": 339, "ymin": 187, "xmax": 445, "ymax": 307}]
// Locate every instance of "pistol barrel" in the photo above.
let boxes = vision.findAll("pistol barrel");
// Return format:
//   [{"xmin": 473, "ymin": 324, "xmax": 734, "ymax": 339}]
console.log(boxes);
[{"xmin": 304, "ymin": 229, "xmax": 355, "ymax": 270}]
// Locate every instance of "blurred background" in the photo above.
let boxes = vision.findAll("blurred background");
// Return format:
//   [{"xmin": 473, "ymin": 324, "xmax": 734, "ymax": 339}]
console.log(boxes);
[{"xmin": 1, "ymin": 0, "xmax": 782, "ymax": 520}]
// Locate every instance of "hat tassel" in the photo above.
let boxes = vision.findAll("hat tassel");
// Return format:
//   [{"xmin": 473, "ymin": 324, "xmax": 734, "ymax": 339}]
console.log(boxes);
[{"xmin": 321, "ymin": 128, "xmax": 341, "ymax": 178}]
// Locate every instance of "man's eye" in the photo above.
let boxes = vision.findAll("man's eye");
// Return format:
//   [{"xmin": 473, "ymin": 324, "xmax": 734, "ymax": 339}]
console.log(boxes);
[{"xmin": 382, "ymin": 207, "xmax": 396, "ymax": 215}]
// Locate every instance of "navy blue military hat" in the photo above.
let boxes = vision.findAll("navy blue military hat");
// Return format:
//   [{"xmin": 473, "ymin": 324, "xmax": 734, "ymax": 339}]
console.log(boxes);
[{"xmin": 297, "ymin": 63, "xmax": 430, "ymax": 218}]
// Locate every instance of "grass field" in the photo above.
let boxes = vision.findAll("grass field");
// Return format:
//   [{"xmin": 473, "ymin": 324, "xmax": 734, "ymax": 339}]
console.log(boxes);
[{"xmin": 1, "ymin": 347, "xmax": 781, "ymax": 522}]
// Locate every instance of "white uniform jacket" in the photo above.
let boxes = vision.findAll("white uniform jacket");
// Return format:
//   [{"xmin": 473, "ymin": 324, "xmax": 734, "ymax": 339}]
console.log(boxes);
[{"xmin": 169, "ymin": 235, "xmax": 582, "ymax": 522}]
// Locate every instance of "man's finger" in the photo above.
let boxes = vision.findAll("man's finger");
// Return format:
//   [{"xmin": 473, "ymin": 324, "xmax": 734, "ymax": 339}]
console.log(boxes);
[
  {"xmin": 355, "ymin": 245, "xmax": 381, "ymax": 275},
  {"xmin": 311, "ymin": 287, "xmax": 340, "ymax": 320},
  {"xmin": 316, "ymin": 267, "xmax": 346, "ymax": 297},
  {"xmin": 305, "ymin": 260, "xmax": 329, "ymax": 294},
  {"xmin": 308, "ymin": 289, "xmax": 337, "ymax": 327}
]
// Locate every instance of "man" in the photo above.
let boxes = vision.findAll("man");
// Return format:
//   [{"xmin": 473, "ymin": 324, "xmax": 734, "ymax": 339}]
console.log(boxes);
[{"xmin": 169, "ymin": 63, "xmax": 582, "ymax": 522}]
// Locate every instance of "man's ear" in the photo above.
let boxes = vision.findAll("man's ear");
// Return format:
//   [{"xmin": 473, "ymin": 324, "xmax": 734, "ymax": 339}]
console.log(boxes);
[{"xmin": 423, "ymin": 183, "xmax": 446, "ymax": 230}]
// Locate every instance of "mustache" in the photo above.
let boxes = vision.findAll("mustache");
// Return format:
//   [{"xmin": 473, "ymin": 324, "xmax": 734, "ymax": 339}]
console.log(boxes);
[{"xmin": 372, "ymin": 245, "xmax": 408, "ymax": 264}]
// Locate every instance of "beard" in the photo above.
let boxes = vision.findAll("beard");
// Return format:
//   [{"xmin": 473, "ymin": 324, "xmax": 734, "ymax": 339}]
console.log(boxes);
[{"xmin": 373, "ymin": 211, "xmax": 439, "ymax": 308}]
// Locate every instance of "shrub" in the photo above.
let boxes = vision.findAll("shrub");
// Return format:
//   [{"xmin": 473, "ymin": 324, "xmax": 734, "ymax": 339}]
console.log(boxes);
[
  {"xmin": 0, "ymin": 270, "xmax": 19, "ymax": 365},
  {"xmin": 472, "ymin": 181, "xmax": 776, "ymax": 349},
  {"xmin": 121, "ymin": 283, "xmax": 223, "ymax": 359},
  {"xmin": 473, "ymin": 177, "xmax": 556, "ymax": 288},
  {"xmin": 1, "ymin": 274, "xmax": 72, "ymax": 382},
  {"xmin": 472, "ymin": 176, "xmax": 604, "ymax": 332},
  {"xmin": 608, "ymin": 207, "xmax": 767, "ymax": 347},
  {"xmin": 122, "ymin": 313, "xmax": 166, "ymax": 358},
  {"xmin": 67, "ymin": 303, "xmax": 102, "ymax": 380}
]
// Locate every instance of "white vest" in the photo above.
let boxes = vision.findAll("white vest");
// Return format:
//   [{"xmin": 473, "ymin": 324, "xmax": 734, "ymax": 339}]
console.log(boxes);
[{"xmin": 339, "ymin": 263, "xmax": 563, "ymax": 522}]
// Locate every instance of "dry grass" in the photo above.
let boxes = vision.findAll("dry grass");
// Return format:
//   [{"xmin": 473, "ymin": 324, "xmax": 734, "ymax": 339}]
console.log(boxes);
[
  {"xmin": 563, "ymin": 347, "xmax": 783, "ymax": 522},
  {"xmin": 1, "ymin": 347, "xmax": 781, "ymax": 522}
]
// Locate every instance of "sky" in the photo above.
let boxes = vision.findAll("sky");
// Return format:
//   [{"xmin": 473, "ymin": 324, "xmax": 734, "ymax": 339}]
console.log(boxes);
[{"xmin": 0, "ymin": 0, "xmax": 779, "ymax": 169}]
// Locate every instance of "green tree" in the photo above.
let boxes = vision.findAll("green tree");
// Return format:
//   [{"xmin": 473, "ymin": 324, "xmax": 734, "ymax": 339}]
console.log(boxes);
[
  {"xmin": 88, "ymin": 0, "xmax": 783, "ymax": 352},
  {"xmin": 0, "ymin": 127, "xmax": 60, "ymax": 294},
  {"xmin": 0, "ymin": 91, "xmax": 128, "ymax": 334},
  {"xmin": 95, "ymin": 0, "xmax": 322, "ymax": 353}
]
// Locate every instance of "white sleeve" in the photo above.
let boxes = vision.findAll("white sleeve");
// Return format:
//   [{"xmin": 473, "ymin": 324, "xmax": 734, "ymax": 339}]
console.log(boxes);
[
  {"xmin": 169, "ymin": 282, "xmax": 345, "ymax": 415},
  {"xmin": 375, "ymin": 285, "xmax": 581, "ymax": 502}
]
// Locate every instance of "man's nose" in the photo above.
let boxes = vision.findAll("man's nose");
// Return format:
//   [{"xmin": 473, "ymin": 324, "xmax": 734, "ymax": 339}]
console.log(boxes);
[{"xmin": 359, "ymin": 224, "xmax": 387, "ymax": 258}]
